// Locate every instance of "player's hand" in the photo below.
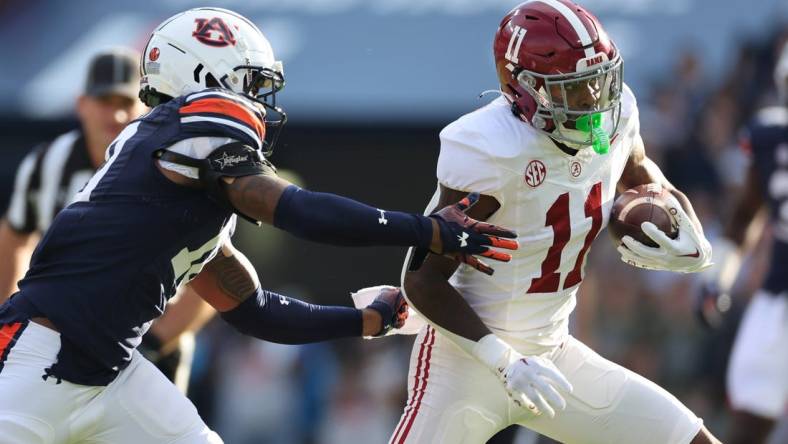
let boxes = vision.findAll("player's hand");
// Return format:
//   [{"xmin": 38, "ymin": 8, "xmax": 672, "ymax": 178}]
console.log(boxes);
[
  {"xmin": 473, "ymin": 335, "xmax": 572, "ymax": 418},
  {"xmin": 364, "ymin": 287, "xmax": 408, "ymax": 337},
  {"xmin": 617, "ymin": 194, "xmax": 712, "ymax": 273},
  {"xmin": 501, "ymin": 354, "xmax": 573, "ymax": 418},
  {"xmin": 429, "ymin": 192, "xmax": 519, "ymax": 275}
]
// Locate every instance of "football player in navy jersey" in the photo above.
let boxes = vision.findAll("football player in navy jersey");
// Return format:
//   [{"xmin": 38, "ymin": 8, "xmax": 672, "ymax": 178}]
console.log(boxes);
[
  {"xmin": 0, "ymin": 48, "xmax": 214, "ymax": 395},
  {"xmin": 0, "ymin": 7, "xmax": 517, "ymax": 443},
  {"xmin": 698, "ymin": 43, "xmax": 788, "ymax": 444}
]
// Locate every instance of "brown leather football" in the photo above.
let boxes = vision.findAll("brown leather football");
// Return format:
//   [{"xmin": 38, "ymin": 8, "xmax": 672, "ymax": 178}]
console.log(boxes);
[{"xmin": 609, "ymin": 184, "xmax": 678, "ymax": 248}]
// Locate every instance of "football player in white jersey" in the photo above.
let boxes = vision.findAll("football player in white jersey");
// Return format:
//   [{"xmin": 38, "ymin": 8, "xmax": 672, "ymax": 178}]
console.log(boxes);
[{"xmin": 388, "ymin": 1, "xmax": 720, "ymax": 443}]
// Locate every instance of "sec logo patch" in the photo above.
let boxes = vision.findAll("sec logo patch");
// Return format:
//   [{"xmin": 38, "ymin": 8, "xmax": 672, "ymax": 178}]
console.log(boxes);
[{"xmin": 525, "ymin": 160, "xmax": 546, "ymax": 187}]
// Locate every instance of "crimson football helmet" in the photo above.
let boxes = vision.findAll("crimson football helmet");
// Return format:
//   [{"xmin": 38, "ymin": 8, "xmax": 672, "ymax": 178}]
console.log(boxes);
[{"xmin": 494, "ymin": 0, "xmax": 623, "ymax": 151}]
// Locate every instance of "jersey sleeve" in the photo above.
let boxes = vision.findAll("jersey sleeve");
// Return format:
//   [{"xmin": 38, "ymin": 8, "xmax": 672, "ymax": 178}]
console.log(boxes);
[
  {"xmin": 157, "ymin": 136, "xmax": 237, "ymax": 179},
  {"xmin": 5, "ymin": 146, "xmax": 44, "ymax": 233},
  {"xmin": 177, "ymin": 89, "xmax": 265, "ymax": 151},
  {"xmin": 436, "ymin": 122, "xmax": 503, "ymax": 202}
]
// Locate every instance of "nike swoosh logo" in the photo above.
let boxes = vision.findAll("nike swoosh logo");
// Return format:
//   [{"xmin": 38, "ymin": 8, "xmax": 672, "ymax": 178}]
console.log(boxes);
[{"xmin": 680, "ymin": 250, "xmax": 700, "ymax": 258}]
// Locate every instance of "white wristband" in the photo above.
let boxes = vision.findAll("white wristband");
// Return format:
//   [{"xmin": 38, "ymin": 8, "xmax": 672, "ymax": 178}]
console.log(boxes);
[{"xmin": 473, "ymin": 334, "xmax": 515, "ymax": 372}]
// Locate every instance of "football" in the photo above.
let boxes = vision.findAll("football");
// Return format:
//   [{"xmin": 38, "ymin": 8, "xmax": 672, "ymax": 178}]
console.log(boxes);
[{"xmin": 608, "ymin": 184, "xmax": 678, "ymax": 248}]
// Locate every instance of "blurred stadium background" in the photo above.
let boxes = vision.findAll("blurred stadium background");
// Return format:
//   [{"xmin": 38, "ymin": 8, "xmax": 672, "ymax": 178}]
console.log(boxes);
[{"xmin": 1, "ymin": 0, "xmax": 788, "ymax": 442}]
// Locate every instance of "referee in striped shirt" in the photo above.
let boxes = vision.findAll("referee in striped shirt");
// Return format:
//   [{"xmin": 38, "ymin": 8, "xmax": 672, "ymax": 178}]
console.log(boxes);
[{"xmin": 0, "ymin": 48, "xmax": 215, "ymax": 392}]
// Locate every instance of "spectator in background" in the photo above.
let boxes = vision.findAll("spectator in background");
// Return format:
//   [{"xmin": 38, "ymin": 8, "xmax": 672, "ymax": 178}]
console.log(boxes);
[
  {"xmin": 0, "ymin": 48, "xmax": 215, "ymax": 392},
  {"xmin": 697, "ymin": 40, "xmax": 788, "ymax": 444},
  {"xmin": 0, "ymin": 48, "xmax": 146, "ymax": 295}
]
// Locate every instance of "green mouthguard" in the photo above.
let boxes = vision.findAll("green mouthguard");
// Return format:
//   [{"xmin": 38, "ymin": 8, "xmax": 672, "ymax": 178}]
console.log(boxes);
[{"xmin": 575, "ymin": 113, "xmax": 610, "ymax": 154}]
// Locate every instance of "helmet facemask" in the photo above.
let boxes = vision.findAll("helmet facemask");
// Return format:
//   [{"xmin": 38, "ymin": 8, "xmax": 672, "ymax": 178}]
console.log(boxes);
[
  {"xmin": 228, "ymin": 64, "xmax": 287, "ymax": 156},
  {"xmin": 517, "ymin": 54, "xmax": 623, "ymax": 153}
]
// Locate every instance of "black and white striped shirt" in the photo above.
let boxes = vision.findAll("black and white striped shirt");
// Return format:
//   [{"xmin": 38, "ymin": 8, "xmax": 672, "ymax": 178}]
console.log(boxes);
[{"xmin": 5, "ymin": 129, "xmax": 94, "ymax": 233}]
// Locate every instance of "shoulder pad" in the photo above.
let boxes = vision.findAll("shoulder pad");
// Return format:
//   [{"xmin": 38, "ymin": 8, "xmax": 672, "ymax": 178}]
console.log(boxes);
[{"xmin": 178, "ymin": 89, "xmax": 266, "ymax": 151}]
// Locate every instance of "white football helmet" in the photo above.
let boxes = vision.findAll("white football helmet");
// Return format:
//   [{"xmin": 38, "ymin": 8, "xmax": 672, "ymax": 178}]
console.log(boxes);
[
  {"xmin": 140, "ymin": 8, "xmax": 286, "ymax": 152},
  {"xmin": 141, "ymin": 7, "xmax": 283, "ymax": 104}
]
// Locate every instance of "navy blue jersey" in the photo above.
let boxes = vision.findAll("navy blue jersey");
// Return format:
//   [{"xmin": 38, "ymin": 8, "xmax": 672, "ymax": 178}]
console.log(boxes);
[
  {"xmin": 0, "ymin": 88, "xmax": 265, "ymax": 385},
  {"xmin": 743, "ymin": 107, "xmax": 788, "ymax": 295}
]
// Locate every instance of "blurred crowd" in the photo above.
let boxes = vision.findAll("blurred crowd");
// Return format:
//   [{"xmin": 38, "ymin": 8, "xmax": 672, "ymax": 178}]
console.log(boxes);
[{"xmin": 178, "ymin": 23, "xmax": 788, "ymax": 444}]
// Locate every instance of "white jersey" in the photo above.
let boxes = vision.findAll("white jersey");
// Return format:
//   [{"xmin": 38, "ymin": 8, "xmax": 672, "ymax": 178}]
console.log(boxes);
[{"xmin": 419, "ymin": 84, "xmax": 640, "ymax": 354}]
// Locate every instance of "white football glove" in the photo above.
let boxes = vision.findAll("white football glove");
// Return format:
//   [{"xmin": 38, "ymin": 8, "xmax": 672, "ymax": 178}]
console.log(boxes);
[
  {"xmin": 473, "ymin": 335, "xmax": 573, "ymax": 418},
  {"xmin": 617, "ymin": 193, "xmax": 712, "ymax": 273}
]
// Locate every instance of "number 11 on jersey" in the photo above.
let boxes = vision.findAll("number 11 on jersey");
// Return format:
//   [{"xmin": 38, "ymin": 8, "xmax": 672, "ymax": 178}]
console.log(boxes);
[{"xmin": 528, "ymin": 182, "xmax": 603, "ymax": 293}]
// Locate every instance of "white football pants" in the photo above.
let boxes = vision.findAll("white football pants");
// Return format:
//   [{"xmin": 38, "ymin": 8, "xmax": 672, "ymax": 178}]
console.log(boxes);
[
  {"xmin": 389, "ymin": 326, "xmax": 702, "ymax": 444},
  {"xmin": 0, "ymin": 320, "xmax": 222, "ymax": 444},
  {"xmin": 727, "ymin": 290, "xmax": 788, "ymax": 419}
]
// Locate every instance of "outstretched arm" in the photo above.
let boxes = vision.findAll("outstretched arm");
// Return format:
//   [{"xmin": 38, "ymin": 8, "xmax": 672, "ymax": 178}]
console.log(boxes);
[
  {"xmin": 156, "ymin": 142, "xmax": 517, "ymax": 274},
  {"xmin": 220, "ymin": 173, "xmax": 517, "ymax": 274},
  {"xmin": 187, "ymin": 239, "xmax": 402, "ymax": 341}
]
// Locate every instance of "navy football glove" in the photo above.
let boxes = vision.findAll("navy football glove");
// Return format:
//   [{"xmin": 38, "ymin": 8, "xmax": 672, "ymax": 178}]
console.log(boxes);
[
  {"xmin": 430, "ymin": 192, "xmax": 519, "ymax": 275},
  {"xmin": 366, "ymin": 287, "xmax": 408, "ymax": 337}
]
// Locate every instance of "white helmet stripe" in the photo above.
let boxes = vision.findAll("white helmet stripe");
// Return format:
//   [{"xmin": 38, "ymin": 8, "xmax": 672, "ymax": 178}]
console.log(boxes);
[{"xmin": 531, "ymin": 0, "xmax": 596, "ymax": 58}]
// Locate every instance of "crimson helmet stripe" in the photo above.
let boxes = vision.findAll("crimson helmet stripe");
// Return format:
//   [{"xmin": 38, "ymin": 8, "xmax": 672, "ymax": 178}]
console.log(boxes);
[{"xmin": 531, "ymin": 0, "xmax": 596, "ymax": 58}]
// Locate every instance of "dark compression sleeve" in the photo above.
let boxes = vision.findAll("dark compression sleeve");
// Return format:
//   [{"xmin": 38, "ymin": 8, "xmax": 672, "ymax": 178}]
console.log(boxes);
[
  {"xmin": 273, "ymin": 185, "xmax": 433, "ymax": 248},
  {"xmin": 220, "ymin": 288, "xmax": 363, "ymax": 344}
]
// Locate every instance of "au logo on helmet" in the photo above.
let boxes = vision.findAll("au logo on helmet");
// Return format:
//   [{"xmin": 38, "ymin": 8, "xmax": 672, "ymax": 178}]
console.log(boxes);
[{"xmin": 192, "ymin": 17, "xmax": 237, "ymax": 47}]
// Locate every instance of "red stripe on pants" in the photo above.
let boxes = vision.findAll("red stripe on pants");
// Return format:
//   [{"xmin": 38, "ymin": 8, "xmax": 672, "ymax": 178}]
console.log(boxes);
[
  {"xmin": 390, "ymin": 327, "xmax": 432, "ymax": 443},
  {"xmin": 394, "ymin": 327, "xmax": 436, "ymax": 444}
]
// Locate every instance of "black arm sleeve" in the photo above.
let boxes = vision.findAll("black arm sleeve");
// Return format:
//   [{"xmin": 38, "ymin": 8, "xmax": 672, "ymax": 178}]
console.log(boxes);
[
  {"xmin": 273, "ymin": 185, "xmax": 433, "ymax": 248},
  {"xmin": 220, "ymin": 288, "xmax": 363, "ymax": 344}
]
